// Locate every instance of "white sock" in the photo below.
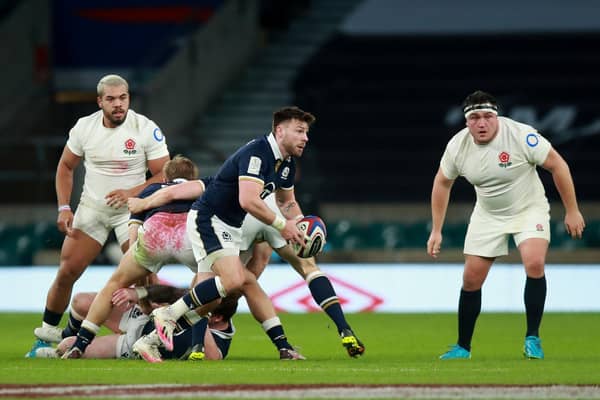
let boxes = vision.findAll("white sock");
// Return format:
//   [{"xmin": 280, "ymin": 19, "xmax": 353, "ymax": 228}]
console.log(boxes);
[
  {"xmin": 170, "ymin": 299, "xmax": 190, "ymax": 318},
  {"xmin": 261, "ymin": 317, "xmax": 281, "ymax": 332},
  {"xmin": 80, "ymin": 320, "xmax": 100, "ymax": 334}
]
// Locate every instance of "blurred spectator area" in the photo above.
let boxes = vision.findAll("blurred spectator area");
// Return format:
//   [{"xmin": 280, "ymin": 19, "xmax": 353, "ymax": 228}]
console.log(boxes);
[
  {"xmin": 294, "ymin": 31, "xmax": 600, "ymax": 204},
  {"xmin": 2, "ymin": 0, "xmax": 600, "ymax": 265},
  {"xmin": 1, "ymin": 202, "xmax": 600, "ymax": 265}
]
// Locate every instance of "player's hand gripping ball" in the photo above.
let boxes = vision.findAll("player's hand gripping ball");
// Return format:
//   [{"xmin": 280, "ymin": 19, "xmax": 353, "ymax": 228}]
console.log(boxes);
[{"xmin": 292, "ymin": 215, "xmax": 327, "ymax": 258}]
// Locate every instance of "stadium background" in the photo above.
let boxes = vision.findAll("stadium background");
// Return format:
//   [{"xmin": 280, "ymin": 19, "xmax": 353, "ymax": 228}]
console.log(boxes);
[{"xmin": 0, "ymin": 0, "xmax": 599, "ymax": 313}]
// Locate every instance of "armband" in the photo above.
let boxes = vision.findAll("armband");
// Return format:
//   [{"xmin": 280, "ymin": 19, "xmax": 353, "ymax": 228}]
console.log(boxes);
[
  {"xmin": 270, "ymin": 215, "xmax": 286, "ymax": 231},
  {"xmin": 134, "ymin": 287, "xmax": 148, "ymax": 300},
  {"xmin": 58, "ymin": 205, "xmax": 71, "ymax": 212}
]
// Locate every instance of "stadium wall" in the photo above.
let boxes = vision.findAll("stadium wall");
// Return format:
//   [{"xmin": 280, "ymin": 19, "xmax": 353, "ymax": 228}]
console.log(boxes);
[{"xmin": 3, "ymin": 263, "xmax": 599, "ymax": 313}]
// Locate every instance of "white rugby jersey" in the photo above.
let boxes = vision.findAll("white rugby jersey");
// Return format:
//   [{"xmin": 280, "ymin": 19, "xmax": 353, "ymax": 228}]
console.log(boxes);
[
  {"xmin": 66, "ymin": 109, "xmax": 169, "ymax": 209},
  {"xmin": 440, "ymin": 116, "xmax": 552, "ymax": 216}
]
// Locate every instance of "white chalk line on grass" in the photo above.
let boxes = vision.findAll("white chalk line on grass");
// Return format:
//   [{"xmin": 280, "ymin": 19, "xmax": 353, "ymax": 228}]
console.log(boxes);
[{"xmin": 1, "ymin": 384, "xmax": 600, "ymax": 399}]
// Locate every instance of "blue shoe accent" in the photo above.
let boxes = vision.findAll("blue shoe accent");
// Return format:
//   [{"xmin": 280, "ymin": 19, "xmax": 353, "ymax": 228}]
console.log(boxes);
[
  {"xmin": 25, "ymin": 339, "xmax": 51, "ymax": 358},
  {"xmin": 524, "ymin": 336, "xmax": 544, "ymax": 359},
  {"xmin": 439, "ymin": 344, "xmax": 471, "ymax": 360}
]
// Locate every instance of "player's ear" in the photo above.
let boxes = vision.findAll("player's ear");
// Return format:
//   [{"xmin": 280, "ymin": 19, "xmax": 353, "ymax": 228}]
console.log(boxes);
[{"xmin": 97, "ymin": 96, "xmax": 102, "ymax": 109}]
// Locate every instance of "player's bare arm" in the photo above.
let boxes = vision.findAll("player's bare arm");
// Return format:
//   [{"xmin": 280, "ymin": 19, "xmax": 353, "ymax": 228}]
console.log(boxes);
[
  {"xmin": 55, "ymin": 146, "xmax": 82, "ymax": 236},
  {"xmin": 541, "ymin": 148, "xmax": 585, "ymax": 239},
  {"xmin": 275, "ymin": 188, "xmax": 304, "ymax": 220},
  {"xmin": 106, "ymin": 155, "xmax": 170, "ymax": 208},
  {"xmin": 239, "ymin": 180, "xmax": 304, "ymax": 245},
  {"xmin": 127, "ymin": 180, "xmax": 206, "ymax": 214},
  {"xmin": 427, "ymin": 168, "xmax": 455, "ymax": 258}
]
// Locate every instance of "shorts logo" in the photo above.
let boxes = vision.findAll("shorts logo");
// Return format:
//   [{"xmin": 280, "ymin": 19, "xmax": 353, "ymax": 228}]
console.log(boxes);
[
  {"xmin": 536, "ymin": 223, "xmax": 544, "ymax": 232},
  {"xmin": 498, "ymin": 151, "xmax": 512, "ymax": 168},
  {"xmin": 248, "ymin": 156, "xmax": 262, "ymax": 175},
  {"xmin": 526, "ymin": 133, "xmax": 539, "ymax": 147},
  {"xmin": 153, "ymin": 128, "xmax": 164, "ymax": 142},
  {"xmin": 221, "ymin": 231, "xmax": 232, "ymax": 242},
  {"xmin": 281, "ymin": 166, "xmax": 290, "ymax": 180},
  {"xmin": 123, "ymin": 138, "xmax": 137, "ymax": 155}
]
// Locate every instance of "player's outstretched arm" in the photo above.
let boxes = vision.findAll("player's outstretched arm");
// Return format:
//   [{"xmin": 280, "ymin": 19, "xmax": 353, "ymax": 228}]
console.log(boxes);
[
  {"xmin": 106, "ymin": 155, "xmax": 170, "ymax": 208},
  {"xmin": 128, "ymin": 180, "xmax": 206, "ymax": 213}
]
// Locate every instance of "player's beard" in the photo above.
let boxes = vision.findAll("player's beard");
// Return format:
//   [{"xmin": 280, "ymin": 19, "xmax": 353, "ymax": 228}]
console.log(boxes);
[{"xmin": 105, "ymin": 109, "xmax": 127, "ymax": 127}]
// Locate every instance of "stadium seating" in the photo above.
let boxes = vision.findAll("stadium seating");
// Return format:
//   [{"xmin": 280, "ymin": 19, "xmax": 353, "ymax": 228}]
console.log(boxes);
[{"xmin": 0, "ymin": 218, "xmax": 596, "ymax": 265}]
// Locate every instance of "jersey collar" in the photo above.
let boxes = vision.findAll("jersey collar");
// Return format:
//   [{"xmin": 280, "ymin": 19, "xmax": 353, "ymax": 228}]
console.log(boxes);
[{"xmin": 267, "ymin": 132, "xmax": 284, "ymax": 161}]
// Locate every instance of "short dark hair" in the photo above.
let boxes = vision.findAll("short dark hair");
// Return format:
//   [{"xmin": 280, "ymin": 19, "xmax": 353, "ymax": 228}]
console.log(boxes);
[
  {"xmin": 163, "ymin": 155, "xmax": 199, "ymax": 181},
  {"xmin": 462, "ymin": 90, "xmax": 498, "ymax": 113},
  {"xmin": 272, "ymin": 106, "xmax": 316, "ymax": 132},
  {"xmin": 212, "ymin": 296, "xmax": 238, "ymax": 321}
]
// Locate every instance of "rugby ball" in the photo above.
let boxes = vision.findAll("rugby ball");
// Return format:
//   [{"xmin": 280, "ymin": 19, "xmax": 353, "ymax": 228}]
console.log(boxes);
[{"xmin": 293, "ymin": 215, "xmax": 327, "ymax": 258}]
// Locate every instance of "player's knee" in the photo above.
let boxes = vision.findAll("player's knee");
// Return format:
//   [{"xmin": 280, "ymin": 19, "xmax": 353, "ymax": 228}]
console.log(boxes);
[
  {"xmin": 109, "ymin": 271, "xmax": 134, "ymax": 288},
  {"xmin": 55, "ymin": 265, "xmax": 84, "ymax": 287},
  {"xmin": 219, "ymin": 268, "xmax": 245, "ymax": 293},
  {"xmin": 524, "ymin": 259, "xmax": 545, "ymax": 278},
  {"xmin": 71, "ymin": 293, "xmax": 93, "ymax": 317},
  {"xmin": 462, "ymin": 271, "xmax": 485, "ymax": 291},
  {"xmin": 229, "ymin": 268, "xmax": 246, "ymax": 289}
]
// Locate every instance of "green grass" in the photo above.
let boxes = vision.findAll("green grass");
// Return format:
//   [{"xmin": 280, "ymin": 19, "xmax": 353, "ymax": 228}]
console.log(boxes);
[{"xmin": 1, "ymin": 312, "xmax": 599, "ymax": 385}]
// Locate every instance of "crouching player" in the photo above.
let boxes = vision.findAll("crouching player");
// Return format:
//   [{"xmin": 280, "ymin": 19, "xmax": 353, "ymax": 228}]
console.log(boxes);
[{"xmin": 34, "ymin": 287, "xmax": 236, "ymax": 360}]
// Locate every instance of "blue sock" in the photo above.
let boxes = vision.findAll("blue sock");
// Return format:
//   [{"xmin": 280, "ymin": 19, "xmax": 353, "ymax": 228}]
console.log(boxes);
[
  {"xmin": 61, "ymin": 312, "xmax": 82, "ymax": 338},
  {"xmin": 182, "ymin": 278, "xmax": 221, "ymax": 308},
  {"xmin": 43, "ymin": 308, "xmax": 63, "ymax": 326},
  {"xmin": 266, "ymin": 325, "xmax": 292, "ymax": 350},
  {"xmin": 308, "ymin": 275, "xmax": 350, "ymax": 333},
  {"xmin": 524, "ymin": 276, "xmax": 546, "ymax": 337},
  {"xmin": 72, "ymin": 327, "xmax": 96, "ymax": 352},
  {"xmin": 458, "ymin": 289, "xmax": 481, "ymax": 351}
]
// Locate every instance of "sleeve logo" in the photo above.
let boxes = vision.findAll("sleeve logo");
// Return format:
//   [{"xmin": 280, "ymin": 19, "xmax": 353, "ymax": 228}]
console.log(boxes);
[
  {"xmin": 526, "ymin": 133, "xmax": 539, "ymax": 147},
  {"xmin": 153, "ymin": 128, "xmax": 164, "ymax": 142},
  {"xmin": 248, "ymin": 156, "xmax": 262, "ymax": 175}
]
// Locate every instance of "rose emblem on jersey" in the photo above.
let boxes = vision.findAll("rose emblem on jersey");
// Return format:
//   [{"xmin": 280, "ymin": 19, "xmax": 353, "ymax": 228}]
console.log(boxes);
[
  {"xmin": 498, "ymin": 151, "xmax": 512, "ymax": 168},
  {"xmin": 123, "ymin": 138, "xmax": 137, "ymax": 155}
]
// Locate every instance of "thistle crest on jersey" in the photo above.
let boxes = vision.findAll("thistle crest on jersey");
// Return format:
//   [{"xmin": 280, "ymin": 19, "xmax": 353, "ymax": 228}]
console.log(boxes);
[{"xmin": 293, "ymin": 215, "xmax": 327, "ymax": 258}]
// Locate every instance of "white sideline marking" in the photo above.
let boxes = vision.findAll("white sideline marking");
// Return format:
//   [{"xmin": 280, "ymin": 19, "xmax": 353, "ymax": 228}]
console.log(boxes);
[{"xmin": 1, "ymin": 385, "xmax": 600, "ymax": 399}]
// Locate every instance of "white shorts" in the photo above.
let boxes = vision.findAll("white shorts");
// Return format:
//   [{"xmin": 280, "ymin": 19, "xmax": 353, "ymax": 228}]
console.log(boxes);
[
  {"xmin": 133, "ymin": 212, "xmax": 197, "ymax": 274},
  {"xmin": 240, "ymin": 214, "xmax": 287, "ymax": 253},
  {"xmin": 187, "ymin": 210, "xmax": 242, "ymax": 273},
  {"xmin": 73, "ymin": 199, "xmax": 129, "ymax": 246},
  {"xmin": 464, "ymin": 207, "xmax": 550, "ymax": 257},
  {"xmin": 115, "ymin": 305, "xmax": 150, "ymax": 359}
]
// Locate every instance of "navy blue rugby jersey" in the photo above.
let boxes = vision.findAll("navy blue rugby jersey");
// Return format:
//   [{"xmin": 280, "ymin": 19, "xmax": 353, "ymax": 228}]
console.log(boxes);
[
  {"xmin": 192, "ymin": 134, "xmax": 296, "ymax": 227},
  {"xmin": 129, "ymin": 177, "xmax": 212, "ymax": 224}
]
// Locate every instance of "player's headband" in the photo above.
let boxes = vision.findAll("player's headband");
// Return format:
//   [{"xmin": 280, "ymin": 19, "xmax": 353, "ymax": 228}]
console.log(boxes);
[{"xmin": 463, "ymin": 103, "xmax": 498, "ymax": 118}]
